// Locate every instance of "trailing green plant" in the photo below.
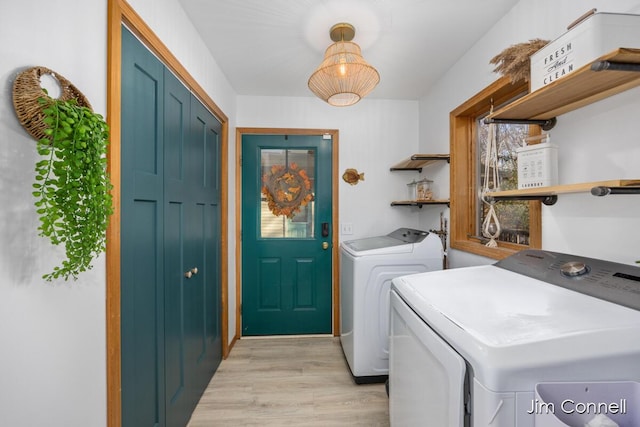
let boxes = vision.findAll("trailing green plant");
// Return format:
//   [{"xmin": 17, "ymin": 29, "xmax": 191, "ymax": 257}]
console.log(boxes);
[{"xmin": 33, "ymin": 95, "xmax": 113, "ymax": 281}]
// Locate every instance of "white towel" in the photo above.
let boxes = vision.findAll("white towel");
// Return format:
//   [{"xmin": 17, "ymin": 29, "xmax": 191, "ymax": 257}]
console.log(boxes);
[{"xmin": 584, "ymin": 413, "xmax": 619, "ymax": 427}]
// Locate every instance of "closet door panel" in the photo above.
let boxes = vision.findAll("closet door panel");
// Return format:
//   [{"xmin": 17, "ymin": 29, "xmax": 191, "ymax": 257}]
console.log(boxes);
[
  {"xmin": 121, "ymin": 27, "xmax": 166, "ymax": 427},
  {"xmin": 186, "ymin": 98, "xmax": 222, "ymax": 396},
  {"xmin": 163, "ymin": 68, "xmax": 192, "ymax": 427}
]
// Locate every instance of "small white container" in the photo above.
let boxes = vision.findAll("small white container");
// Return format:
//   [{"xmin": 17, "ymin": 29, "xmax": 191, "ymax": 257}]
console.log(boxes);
[
  {"xmin": 530, "ymin": 12, "xmax": 640, "ymax": 92},
  {"xmin": 517, "ymin": 141, "xmax": 558, "ymax": 189},
  {"xmin": 406, "ymin": 180, "xmax": 417, "ymax": 200}
]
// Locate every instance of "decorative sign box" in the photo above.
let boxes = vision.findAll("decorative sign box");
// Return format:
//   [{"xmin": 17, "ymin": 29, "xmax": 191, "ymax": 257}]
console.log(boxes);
[
  {"xmin": 517, "ymin": 142, "xmax": 558, "ymax": 189},
  {"xmin": 530, "ymin": 12, "xmax": 640, "ymax": 92}
]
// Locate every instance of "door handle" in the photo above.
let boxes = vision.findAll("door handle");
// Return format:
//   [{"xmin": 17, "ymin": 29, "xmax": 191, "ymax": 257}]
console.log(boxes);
[
  {"xmin": 184, "ymin": 267, "xmax": 198, "ymax": 279},
  {"xmin": 322, "ymin": 242, "xmax": 329, "ymax": 250},
  {"xmin": 321, "ymin": 222, "xmax": 329, "ymax": 237}
]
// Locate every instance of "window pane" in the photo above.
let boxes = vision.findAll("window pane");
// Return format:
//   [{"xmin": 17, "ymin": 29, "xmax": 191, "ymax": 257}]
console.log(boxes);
[
  {"xmin": 260, "ymin": 148, "xmax": 315, "ymax": 238},
  {"xmin": 477, "ymin": 119, "xmax": 530, "ymax": 245}
]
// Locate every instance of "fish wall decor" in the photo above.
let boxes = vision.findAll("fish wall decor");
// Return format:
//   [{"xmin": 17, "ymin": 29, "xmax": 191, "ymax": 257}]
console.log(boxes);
[{"xmin": 342, "ymin": 168, "xmax": 365, "ymax": 185}]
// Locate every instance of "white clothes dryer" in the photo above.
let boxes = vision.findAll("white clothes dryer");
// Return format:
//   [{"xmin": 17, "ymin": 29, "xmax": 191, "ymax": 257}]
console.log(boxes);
[
  {"xmin": 390, "ymin": 249, "xmax": 640, "ymax": 426},
  {"xmin": 340, "ymin": 227, "xmax": 443, "ymax": 383}
]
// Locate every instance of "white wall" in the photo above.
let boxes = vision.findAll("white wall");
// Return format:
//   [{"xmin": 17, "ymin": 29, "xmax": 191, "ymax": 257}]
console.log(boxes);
[
  {"xmin": 237, "ymin": 96, "xmax": 424, "ymax": 241},
  {"xmin": 0, "ymin": 2, "xmax": 109, "ymax": 426},
  {"xmin": 0, "ymin": 1, "xmax": 235, "ymax": 426},
  {"xmin": 419, "ymin": 0, "xmax": 640, "ymax": 267}
]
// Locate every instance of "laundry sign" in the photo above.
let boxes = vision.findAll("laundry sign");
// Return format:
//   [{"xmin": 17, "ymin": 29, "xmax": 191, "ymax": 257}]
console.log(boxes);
[
  {"xmin": 530, "ymin": 12, "xmax": 640, "ymax": 92},
  {"xmin": 539, "ymin": 42, "xmax": 574, "ymax": 86}
]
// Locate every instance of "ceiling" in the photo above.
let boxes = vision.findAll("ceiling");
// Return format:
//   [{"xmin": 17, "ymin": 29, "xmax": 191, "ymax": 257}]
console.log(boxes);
[{"xmin": 178, "ymin": 0, "xmax": 520, "ymax": 101}]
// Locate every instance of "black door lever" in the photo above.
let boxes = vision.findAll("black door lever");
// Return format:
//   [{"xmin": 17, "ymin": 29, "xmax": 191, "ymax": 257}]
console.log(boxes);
[{"xmin": 321, "ymin": 222, "xmax": 329, "ymax": 237}]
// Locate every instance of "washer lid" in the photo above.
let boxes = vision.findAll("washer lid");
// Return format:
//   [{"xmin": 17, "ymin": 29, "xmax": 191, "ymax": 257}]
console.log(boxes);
[
  {"xmin": 392, "ymin": 265, "xmax": 640, "ymax": 391},
  {"xmin": 341, "ymin": 228, "xmax": 428, "ymax": 256},
  {"xmin": 343, "ymin": 235, "xmax": 406, "ymax": 251},
  {"xmin": 342, "ymin": 236, "xmax": 413, "ymax": 256}
]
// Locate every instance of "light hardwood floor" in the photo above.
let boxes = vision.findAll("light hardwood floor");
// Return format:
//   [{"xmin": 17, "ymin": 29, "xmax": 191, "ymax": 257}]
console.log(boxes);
[{"xmin": 188, "ymin": 336, "xmax": 390, "ymax": 426}]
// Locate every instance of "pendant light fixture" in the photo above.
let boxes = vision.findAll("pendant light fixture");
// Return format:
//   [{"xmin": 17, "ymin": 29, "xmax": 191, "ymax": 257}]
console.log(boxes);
[{"xmin": 308, "ymin": 23, "xmax": 380, "ymax": 107}]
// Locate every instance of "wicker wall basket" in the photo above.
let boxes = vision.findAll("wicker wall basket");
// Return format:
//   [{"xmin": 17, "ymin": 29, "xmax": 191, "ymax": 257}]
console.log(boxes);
[{"xmin": 12, "ymin": 66, "xmax": 92, "ymax": 141}]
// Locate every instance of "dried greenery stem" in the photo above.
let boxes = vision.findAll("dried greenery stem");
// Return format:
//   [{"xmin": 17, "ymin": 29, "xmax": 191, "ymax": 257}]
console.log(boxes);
[
  {"xmin": 34, "ymin": 96, "xmax": 113, "ymax": 281},
  {"xmin": 490, "ymin": 39, "xmax": 550, "ymax": 83}
]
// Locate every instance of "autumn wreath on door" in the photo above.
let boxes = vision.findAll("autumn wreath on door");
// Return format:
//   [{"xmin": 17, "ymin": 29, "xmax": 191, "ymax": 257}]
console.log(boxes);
[{"xmin": 262, "ymin": 163, "xmax": 313, "ymax": 219}]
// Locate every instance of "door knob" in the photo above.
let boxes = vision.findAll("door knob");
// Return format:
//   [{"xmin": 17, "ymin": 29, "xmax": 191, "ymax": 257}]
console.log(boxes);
[
  {"xmin": 322, "ymin": 242, "xmax": 329, "ymax": 250},
  {"xmin": 184, "ymin": 267, "xmax": 198, "ymax": 279}
]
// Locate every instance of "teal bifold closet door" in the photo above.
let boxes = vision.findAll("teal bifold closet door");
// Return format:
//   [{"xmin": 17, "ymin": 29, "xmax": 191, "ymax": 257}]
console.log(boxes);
[{"xmin": 121, "ymin": 26, "xmax": 222, "ymax": 427}]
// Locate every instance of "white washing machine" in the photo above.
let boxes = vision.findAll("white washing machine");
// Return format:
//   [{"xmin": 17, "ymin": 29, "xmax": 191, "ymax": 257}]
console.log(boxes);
[
  {"xmin": 390, "ymin": 249, "xmax": 640, "ymax": 426},
  {"xmin": 340, "ymin": 227, "xmax": 443, "ymax": 383}
]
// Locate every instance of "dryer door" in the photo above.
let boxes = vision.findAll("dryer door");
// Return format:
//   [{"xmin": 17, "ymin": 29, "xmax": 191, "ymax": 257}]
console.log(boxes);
[{"xmin": 390, "ymin": 290, "xmax": 467, "ymax": 426}]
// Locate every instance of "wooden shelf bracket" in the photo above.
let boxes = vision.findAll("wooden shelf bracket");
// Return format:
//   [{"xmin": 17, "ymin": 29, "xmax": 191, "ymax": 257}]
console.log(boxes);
[
  {"xmin": 591, "ymin": 60, "xmax": 640, "ymax": 73},
  {"xmin": 390, "ymin": 200, "xmax": 450, "ymax": 208},
  {"xmin": 483, "ymin": 117, "xmax": 557, "ymax": 131},
  {"xmin": 389, "ymin": 154, "xmax": 450, "ymax": 172},
  {"xmin": 591, "ymin": 186, "xmax": 640, "ymax": 196},
  {"xmin": 483, "ymin": 59, "xmax": 640, "ymax": 131},
  {"xmin": 486, "ymin": 194, "xmax": 558, "ymax": 206},
  {"xmin": 484, "ymin": 49, "xmax": 640, "ymax": 130},
  {"xmin": 484, "ymin": 181, "xmax": 640, "ymax": 205}
]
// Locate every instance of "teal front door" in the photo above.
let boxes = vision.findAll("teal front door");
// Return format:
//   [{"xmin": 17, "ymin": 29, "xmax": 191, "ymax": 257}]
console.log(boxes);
[
  {"xmin": 242, "ymin": 134, "xmax": 333, "ymax": 335},
  {"xmin": 121, "ymin": 27, "xmax": 221, "ymax": 427}
]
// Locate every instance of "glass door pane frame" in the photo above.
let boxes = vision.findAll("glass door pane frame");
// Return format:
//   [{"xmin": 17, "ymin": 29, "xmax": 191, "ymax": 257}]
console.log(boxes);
[{"xmin": 259, "ymin": 148, "xmax": 317, "ymax": 239}]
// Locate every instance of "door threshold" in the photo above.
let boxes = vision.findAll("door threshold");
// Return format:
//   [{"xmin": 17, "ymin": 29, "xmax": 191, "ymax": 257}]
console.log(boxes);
[{"xmin": 241, "ymin": 334, "xmax": 334, "ymax": 340}]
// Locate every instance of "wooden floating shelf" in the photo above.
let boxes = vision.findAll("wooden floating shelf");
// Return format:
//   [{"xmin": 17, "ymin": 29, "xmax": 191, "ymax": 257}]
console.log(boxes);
[
  {"xmin": 489, "ymin": 48, "xmax": 640, "ymax": 121},
  {"xmin": 486, "ymin": 179, "xmax": 640, "ymax": 200},
  {"xmin": 391, "ymin": 199, "xmax": 450, "ymax": 208},
  {"xmin": 390, "ymin": 154, "xmax": 450, "ymax": 172}
]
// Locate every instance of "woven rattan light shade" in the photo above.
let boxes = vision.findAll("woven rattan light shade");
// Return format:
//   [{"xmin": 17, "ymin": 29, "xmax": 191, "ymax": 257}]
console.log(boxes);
[
  {"xmin": 12, "ymin": 66, "xmax": 92, "ymax": 141},
  {"xmin": 308, "ymin": 24, "xmax": 380, "ymax": 107}
]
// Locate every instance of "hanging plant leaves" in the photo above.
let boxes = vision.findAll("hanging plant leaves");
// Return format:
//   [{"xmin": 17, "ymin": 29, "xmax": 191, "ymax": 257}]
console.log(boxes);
[
  {"xmin": 33, "ymin": 95, "xmax": 113, "ymax": 281},
  {"xmin": 261, "ymin": 163, "xmax": 313, "ymax": 219}
]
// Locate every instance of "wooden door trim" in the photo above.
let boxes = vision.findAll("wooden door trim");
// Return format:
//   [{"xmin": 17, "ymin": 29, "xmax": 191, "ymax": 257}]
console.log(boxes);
[
  {"xmin": 107, "ymin": 1, "xmax": 229, "ymax": 426},
  {"xmin": 235, "ymin": 128, "xmax": 340, "ymax": 339}
]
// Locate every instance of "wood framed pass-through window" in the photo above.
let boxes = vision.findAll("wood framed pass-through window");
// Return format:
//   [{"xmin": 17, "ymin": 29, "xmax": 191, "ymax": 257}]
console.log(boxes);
[{"xmin": 449, "ymin": 77, "xmax": 541, "ymax": 260}]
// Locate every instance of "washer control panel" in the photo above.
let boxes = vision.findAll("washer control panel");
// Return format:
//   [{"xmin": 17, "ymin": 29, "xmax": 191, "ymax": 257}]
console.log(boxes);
[{"xmin": 495, "ymin": 249, "xmax": 640, "ymax": 311}]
